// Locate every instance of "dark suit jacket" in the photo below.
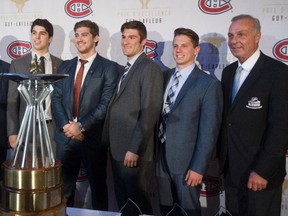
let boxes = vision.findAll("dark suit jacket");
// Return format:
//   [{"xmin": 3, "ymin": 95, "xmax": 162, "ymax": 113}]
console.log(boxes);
[
  {"xmin": 0, "ymin": 60, "xmax": 10, "ymax": 149},
  {"xmin": 219, "ymin": 52, "xmax": 288, "ymax": 188},
  {"xmin": 52, "ymin": 54, "xmax": 118, "ymax": 147},
  {"xmin": 103, "ymin": 53, "xmax": 163, "ymax": 161},
  {"xmin": 160, "ymin": 65, "xmax": 223, "ymax": 175},
  {"xmin": 7, "ymin": 53, "xmax": 62, "ymax": 136}
]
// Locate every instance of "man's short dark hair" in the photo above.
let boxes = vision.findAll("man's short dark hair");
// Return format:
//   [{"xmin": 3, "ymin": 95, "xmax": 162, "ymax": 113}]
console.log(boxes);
[
  {"xmin": 74, "ymin": 20, "xmax": 99, "ymax": 46},
  {"xmin": 174, "ymin": 28, "xmax": 199, "ymax": 47},
  {"xmin": 121, "ymin": 21, "xmax": 147, "ymax": 43},
  {"xmin": 31, "ymin": 18, "xmax": 54, "ymax": 37}
]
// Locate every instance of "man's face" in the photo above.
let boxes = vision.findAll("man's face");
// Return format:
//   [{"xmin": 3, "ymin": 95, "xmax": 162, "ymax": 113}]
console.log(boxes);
[
  {"xmin": 74, "ymin": 27, "xmax": 98, "ymax": 56},
  {"xmin": 31, "ymin": 25, "xmax": 52, "ymax": 53},
  {"xmin": 228, "ymin": 18, "xmax": 261, "ymax": 64},
  {"xmin": 173, "ymin": 34, "xmax": 200, "ymax": 70},
  {"xmin": 121, "ymin": 29, "xmax": 146, "ymax": 60}
]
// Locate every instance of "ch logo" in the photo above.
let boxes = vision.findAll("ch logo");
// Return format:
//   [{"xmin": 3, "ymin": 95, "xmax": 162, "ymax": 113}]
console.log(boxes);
[
  {"xmin": 11, "ymin": 0, "xmax": 29, "ymax": 13},
  {"xmin": 64, "ymin": 0, "xmax": 93, "ymax": 18},
  {"xmin": 7, "ymin": 40, "xmax": 31, "ymax": 59},
  {"xmin": 273, "ymin": 38, "xmax": 288, "ymax": 62},
  {"xmin": 198, "ymin": 0, "xmax": 232, "ymax": 15},
  {"xmin": 140, "ymin": 0, "xmax": 151, "ymax": 9}
]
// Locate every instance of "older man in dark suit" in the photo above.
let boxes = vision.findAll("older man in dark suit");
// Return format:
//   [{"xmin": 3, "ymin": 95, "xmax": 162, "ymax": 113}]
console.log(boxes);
[
  {"xmin": 7, "ymin": 18, "xmax": 62, "ymax": 152},
  {"xmin": 102, "ymin": 21, "xmax": 163, "ymax": 214},
  {"xmin": 219, "ymin": 14, "xmax": 288, "ymax": 216},
  {"xmin": 0, "ymin": 60, "xmax": 10, "ymax": 182},
  {"xmin": 52, "ymin": 20, "xmax": 118, "ymax": 210},
  {"xmin": 156, "ymin": 28, "xmax": 223, "ymax": 216}
]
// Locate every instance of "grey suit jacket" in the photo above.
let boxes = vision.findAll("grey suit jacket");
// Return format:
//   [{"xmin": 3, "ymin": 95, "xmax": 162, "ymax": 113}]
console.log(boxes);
[
  {"xmin": 52, "ymin": 54, "xmax": 118, "ymax": 147},
  {"xmin": 7, "ymin": 53, "xmax": 62, "ymax": 136},
  {"xmin": 160, "ymin": 65, "xmax": 223, "ymax": 175},
  {"xmin": 0, "ymin": 60, "xmax": 10, "ymax": 147},
  {"xmin": 103, "ymin": 53, "xmax": 163, "ymax": 161}
]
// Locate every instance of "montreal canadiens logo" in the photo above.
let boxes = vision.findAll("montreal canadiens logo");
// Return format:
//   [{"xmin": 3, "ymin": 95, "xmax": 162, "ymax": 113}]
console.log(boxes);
[
  {"xmin": 7, "ymin": 40, "xmax": 31, "ymax": 59},
  {"xmin": 145, "ymin": 40, "xmax": 158, "ymax": 59},
  {"xmin": 273, "ymin": 38, "xmax": 288, "ymax": 62},
  {"xmin": 198, "ymin": 0, "xmax": 232, "ymax": 15},
  {"xmin": 65, "ymin": 0, "xmax": 93, "ymax": 18},
  {"xmin": 200, "ymin": 175, "xmax": 222, "ymax": 197}
]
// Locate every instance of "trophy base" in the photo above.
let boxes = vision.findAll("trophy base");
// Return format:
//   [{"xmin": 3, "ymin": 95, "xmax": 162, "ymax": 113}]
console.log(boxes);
[{"xmin": 0, "ymin": 160, "xmax": 66, "ymax": 216}]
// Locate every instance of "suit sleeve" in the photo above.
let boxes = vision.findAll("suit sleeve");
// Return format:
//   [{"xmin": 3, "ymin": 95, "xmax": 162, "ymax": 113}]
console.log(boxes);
[
  {"xmin": 6, "ymin": 61, "xmax": 20, "ymax": 136},
  {"xmin": 128, "ymin": 62, "xmax": 163, "ymax": 155},
  {"xmin": 253, "ymin": 65, "xmax": 288, "ymax": 180},
  {"xmin": 190, "ymin": 79, "xmax": 223, "ymax": 175},
  {"xmin": 51, "ymin": 63, "xmax": 70, "ymax": 129}
]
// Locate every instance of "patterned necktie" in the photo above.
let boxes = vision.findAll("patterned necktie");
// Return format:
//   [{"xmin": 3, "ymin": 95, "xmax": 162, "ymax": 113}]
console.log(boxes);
[
  {"xmin": 159, "ymin": 70, "xmax": 181, "ymax": 143},
  {"xmin": 40, "ymin": 56, "xmax": 45, "ymax": 74},
  {"xmin": 231, "ymin": 66, "xmax": 243, "ymax": 102},
  {"xmin": 117, "ymin": 62, "xmax": 131, "ymax": 93},
  {"xmin": 73, "ymin": 59, "xmax": 88, "ymax": 118}
]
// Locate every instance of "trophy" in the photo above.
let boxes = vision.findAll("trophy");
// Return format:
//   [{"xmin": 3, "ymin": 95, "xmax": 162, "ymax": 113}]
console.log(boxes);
[{"xmin": 0, "ymin": 70, "xmax": 68, "ymax": 216}]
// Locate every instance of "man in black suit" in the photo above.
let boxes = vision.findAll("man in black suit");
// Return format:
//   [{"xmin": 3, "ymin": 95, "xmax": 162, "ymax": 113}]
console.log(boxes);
[
  {"xmin": 102, "ymin": 21, "xmax": 163, "ymax": 214},
  {"xmin": 219, "ymin": 14, "xmax": 288, "ymax": 216},
  {"xmin": 52, "ymin": 20, "xmax": 118, "ymax": 210},
  {"xmin": 0, "ymin": 60, "xmax": 10, "ymax": 181}
]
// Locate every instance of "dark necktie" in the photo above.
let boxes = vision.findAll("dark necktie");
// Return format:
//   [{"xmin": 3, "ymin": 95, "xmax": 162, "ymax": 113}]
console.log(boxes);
[
  {"xmin": 159, "ymin": 70, "xmax": 181, "ymax": 143},
  {"xmin": 231, "ymin": 66, "xmax": 243, "ymax": 102},
  {"xmin": 117, "ymin": 62, "xmax": 131, "ymax": 93},
  {"xmin": 73, "ymin": 59, "xmax": 88, "ymax": 118},
  {"xmin": 40, "ymin": 56, "xmax": 45, "ymax": 74}
]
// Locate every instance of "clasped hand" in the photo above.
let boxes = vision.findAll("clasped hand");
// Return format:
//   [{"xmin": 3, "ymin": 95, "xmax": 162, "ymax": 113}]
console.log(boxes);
[{"xmin": 63, "ymin": 121, "xmax": 84, "ymax": 141}]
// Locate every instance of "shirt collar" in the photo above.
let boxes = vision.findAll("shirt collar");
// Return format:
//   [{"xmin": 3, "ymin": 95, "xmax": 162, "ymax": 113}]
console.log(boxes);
[
  {"xmin": 238, "ymin": 49, "xmax": 260, "ymax": 71},
  {"xmin": 32, "ymin": 51, "xmax": 50, "ymax": 61},
  {"xmin": 127, "ymin": 51, "xmax": 144, "ymax": 66},
  {"xmin": 176, "ymin": 63, "xmax": 195, "ymax": 80},
  {"xmin": 78, "ymin": 52, "xmax": 97, "ymax": 63}
]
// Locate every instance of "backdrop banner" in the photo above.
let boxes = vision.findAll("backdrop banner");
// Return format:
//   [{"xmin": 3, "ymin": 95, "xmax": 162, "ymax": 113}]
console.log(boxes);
[{"xmin": 1, "ymin": 0, "xmax": 287, "ymax": 215}]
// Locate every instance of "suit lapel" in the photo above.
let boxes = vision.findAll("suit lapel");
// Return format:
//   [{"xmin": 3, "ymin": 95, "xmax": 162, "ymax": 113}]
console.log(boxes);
[
  {"xmin": 170, "ymin": 66, "xmax": 199, "ymax": 112},
  {"xmin": 114, "ymin": 53, "xmax": 146, "ymax": 99},
  {"xmin": 231, "ymin": 53, "xmax": 265, "ymax": 108}
]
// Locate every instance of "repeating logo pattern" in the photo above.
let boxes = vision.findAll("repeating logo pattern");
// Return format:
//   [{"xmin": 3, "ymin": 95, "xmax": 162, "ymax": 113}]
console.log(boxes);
[
  {"xmin": 145, "ymin": 40, "xmax": 158, "ymax": 59},
  {"xmin": 273, "ymin": 38, "xmax": 288, "ymax": 62},
  {"xmin": 64, "ymin": 0, "xmax": 93, "ymax": 18},
  {"xmin": 200, "ymin": 175, "xmax": 222, "ymax": 197},
  {"xmin": 198, "ymin": 0, "xmax": 232, "ymax": 15},
  {"xmin": 7, "ymin": 40, "xmax": 31, "ymax": 59}
]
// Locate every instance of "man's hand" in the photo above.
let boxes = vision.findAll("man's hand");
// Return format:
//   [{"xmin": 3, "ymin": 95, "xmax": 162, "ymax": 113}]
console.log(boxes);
[
  {"xmin": 247, "ymin": 171, "xmax": 268, "ymax": 191},
  {"xmin": 124, "ymin": 151, "xmax": 139, "ymax": 167},
  {"xmin": 185, "ymin": 170, "xmax": 203, "ymax": 187},
  {"xmin": 63, "ymin": 121, "xmax": 84, "ymax": 141},
  {"xmin": 8, "ymin": 135, "xmax": 18, "ymax": 148}
]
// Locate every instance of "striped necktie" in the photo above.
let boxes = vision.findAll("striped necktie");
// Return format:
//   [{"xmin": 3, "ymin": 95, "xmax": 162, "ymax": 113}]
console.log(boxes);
[{"xmin": 159, "ymin": 70, "xmax": 181, "ymax": 143}]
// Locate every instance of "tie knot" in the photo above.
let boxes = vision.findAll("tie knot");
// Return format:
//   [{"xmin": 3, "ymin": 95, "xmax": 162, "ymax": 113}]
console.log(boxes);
[
  {"xmin": 124, "ymin": 62, "xmax": 131, "ymax": 71},
  {"xmin": 173, "ymin": 70, "xmax": 181, "ymax": 79},
  {"xmin": 236, "ymin": 65, "xmax": 243, "ymax": 73},
  {"xmin": 39, "ymin": 56, "xmax": 45, "ymax": 61},
  {"xmin": 79, "ymin": 59, "xmax": 88, "ymax": 65}
]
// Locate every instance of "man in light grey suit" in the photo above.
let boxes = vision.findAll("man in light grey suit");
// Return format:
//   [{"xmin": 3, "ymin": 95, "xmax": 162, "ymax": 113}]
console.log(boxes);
[
  {"xmin": 156, "ymin": 28, "xmax": 223, "ymax": 216},
  {"xmin": 7, "ymin": 18, "xmax": 62, "ymax": 151},
  {"xmin": 102, "ymin": 21, "xmax": 163, "ymax": 214}
]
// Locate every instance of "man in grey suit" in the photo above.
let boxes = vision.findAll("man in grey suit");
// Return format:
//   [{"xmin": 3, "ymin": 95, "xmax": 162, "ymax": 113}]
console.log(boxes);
[
  {"xmin": 102, "ymin": 21, "xmax": 163, "ymax": 214},
  {"xmin": 52, "ymin": 20, "xmax": 118, "ymax": 210},
  {"xmin": 7, "ymin": 18, "xmax": 62, "ymax": 152},
  {"xmin": 156, "ymin": 28, "xmax": 223, "ymax": 215},
  {"xmin": 0, "ymin": 59, "xmax": 10, "ymax": 187}
]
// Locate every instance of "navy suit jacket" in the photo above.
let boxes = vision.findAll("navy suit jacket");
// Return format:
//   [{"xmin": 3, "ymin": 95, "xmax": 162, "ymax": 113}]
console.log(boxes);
[
  {"xmin": 219, "ymin": 52, "xmax": 288, "ymax": 188},
  {"xmin": 0, "ymin": 60, "xmax": 10, "ymax": 148},
  {"xmin": 159, "ymin": 65, "xmax": 223, "ymax": 175},
  {"xmin": 52, "ymin": 54, "xmax": 118, "ymax": 147}
]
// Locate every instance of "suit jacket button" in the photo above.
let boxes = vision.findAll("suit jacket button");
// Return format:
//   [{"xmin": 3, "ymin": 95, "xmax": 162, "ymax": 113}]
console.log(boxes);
[{"xmin": 228, "ymin": 123, "xmax": 232, "ymax": 126}]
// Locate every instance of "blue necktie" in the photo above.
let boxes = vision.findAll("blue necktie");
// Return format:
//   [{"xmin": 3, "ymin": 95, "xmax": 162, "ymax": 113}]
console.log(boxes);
[
  {"xmin": 159, "ymin": 70, "xmax": 181, "ymax": 143},
  {"xmin": 117, "ymin": 62, "xmax": 131, "ymax": 93},
  {"xmin": 232, "ymin": 66, "xmax": 243, "ymax": 102}
]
